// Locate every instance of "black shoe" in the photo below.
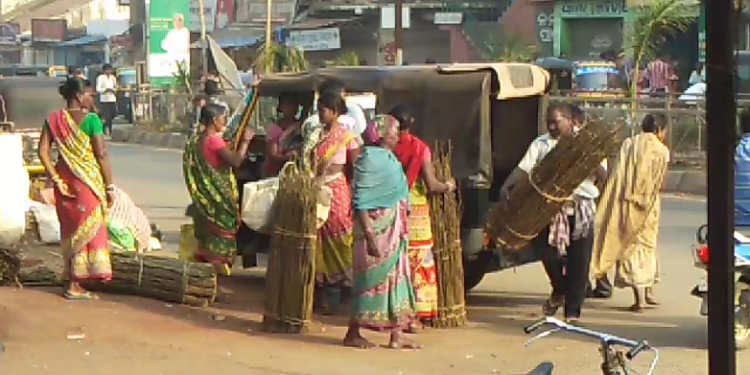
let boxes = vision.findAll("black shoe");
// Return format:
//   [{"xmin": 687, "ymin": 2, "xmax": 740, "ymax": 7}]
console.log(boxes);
[{"xmin": 590, "ymin": 288, "xmax": 613, "ymax": 299}]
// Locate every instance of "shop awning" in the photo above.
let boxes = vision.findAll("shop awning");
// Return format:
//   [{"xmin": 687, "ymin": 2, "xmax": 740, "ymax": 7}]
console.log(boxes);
[
  {"xmin": 191, "ymin": 27, "xmax": 266, "ymax": 49},
  {"xmin": 56, "ymin": 34, "xmax": 108, "ymax": 47}
]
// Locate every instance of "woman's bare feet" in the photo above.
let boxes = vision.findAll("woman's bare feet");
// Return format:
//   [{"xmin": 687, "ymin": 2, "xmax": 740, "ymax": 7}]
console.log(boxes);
[
  {"xmin": 343, "ymin": 325, "xmax": 376, "ymax": 349},
  {"xmin": 628, "ymin": 304, "xmax": 644, "ymax": 313},
  {"xmin": 388, "ymin": 331, "xmax": 422, "ymax": 349}
]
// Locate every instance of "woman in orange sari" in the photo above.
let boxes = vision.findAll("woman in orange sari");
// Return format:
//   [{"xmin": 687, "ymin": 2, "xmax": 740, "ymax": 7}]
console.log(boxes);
[
  {"xmin": 38, "ymin": 77, "xmax": 115, "ymax": 300},
  {"xmin": 390, "ymin": 104, "xmax": 456, "ymax": 327},
  {"xmin": 312, "ymin": 92, "xmax": 361, "ymax": 314}
]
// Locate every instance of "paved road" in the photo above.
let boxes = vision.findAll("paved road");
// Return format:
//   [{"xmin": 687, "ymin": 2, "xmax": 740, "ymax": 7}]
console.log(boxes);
[{"xmin": 107, "ymin": 142, "xmax": 743, "ymax": 374}]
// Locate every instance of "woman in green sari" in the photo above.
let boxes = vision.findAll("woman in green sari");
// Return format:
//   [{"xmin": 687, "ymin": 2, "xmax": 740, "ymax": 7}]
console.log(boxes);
[{"xmin": 183, "ymin": 104, "xmax": 255, "ymax": 275}]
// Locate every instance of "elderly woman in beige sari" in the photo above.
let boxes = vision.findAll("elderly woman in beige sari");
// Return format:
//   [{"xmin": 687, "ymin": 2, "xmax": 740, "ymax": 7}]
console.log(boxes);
[{"xmin": 590, "ymin": 114, "xmax": 670, "ymax": 312}]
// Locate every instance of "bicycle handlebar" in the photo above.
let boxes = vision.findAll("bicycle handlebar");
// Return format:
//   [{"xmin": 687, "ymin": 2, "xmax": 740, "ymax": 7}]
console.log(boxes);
[{"xmin": 524, "ymin": 317, "xmax": 652, "ymax": 360}]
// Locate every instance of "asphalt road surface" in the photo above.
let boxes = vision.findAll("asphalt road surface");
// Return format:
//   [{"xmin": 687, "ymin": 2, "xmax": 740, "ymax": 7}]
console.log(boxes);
[{"xmin": 106, "ymin": 142, "xmax": 745, "ymax": 374}]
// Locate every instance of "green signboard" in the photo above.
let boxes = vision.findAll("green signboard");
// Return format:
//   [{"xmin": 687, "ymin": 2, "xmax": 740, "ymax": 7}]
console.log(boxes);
[{"xmin": 148, "ymin": 0, "xmax": 191, "ymax": 87}]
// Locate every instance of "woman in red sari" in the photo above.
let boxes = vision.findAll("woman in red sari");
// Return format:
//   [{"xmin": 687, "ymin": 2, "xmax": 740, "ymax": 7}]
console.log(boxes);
[
  {"xmin": 311, "ymin": 92, "xmax": 361, "ymax": 314},
  {"xmin": 390, "ymin": 104, "xmax": 455, "ymax": 328},
  {"xmin": 38, "ymin": 77, "xmax": 115, "ymax": 300}
]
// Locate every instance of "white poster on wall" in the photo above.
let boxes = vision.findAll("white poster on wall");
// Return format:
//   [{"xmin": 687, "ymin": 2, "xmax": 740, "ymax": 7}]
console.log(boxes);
[
  {"xmin": 189, "ymin": 0, "xmax": 218, "ymax": 32},
  {"xmin": 286, "ymin": 27, "xmax": 341, "ymax": 51},
  {"xmin": 380, "ymin": 5, "xmax": 411, "ymax": 29}
]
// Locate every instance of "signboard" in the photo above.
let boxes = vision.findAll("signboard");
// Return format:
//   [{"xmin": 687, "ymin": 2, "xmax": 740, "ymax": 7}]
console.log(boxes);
[
  {"xmin": 286, "ymin": 28, "xmax": 341, "ymax": 51},
  {"xmin": 235, "ymin": 0, "xmax": 297, "ymax": 25},
  {"xmin": 0, "ymin": 23, "xmax": 20, "ymax": 45},
  {"xmin": 148, "ymin": 0, "xmax": 190, "ymax": 87},
  {"xmin": 215, "ymin": 0, "xmax": 234, "ymax": 29},
  {"xmin": 535, "ymin": 3, "xmax": 554, "ymax": 57},
  {"xmin": 190, "ymin": 0, "xmax": 218, "ymax": 32},
  {"xmin": 118, "ymin": 0, "xmax": 130, "ymax": 5},
  {"xmin": 31, "ymin": 19, "xmax": 67, "ymax": 42},
  {"xmin": 434, "ymin": 12, "xmax": 462, "ymax": 25},
  {"xmin": 381, "ymin": 5, "xmax": 411, "ymax": 29},
  {"xmin": 559, "ymin": 0, "xmax": 627, "ymax": 18}
]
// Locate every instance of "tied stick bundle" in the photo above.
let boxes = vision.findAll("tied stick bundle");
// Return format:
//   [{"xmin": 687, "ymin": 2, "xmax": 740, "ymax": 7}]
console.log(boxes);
[
  {"xmin": 0, "ymin": 246, "xmax": 21, "ymax": 286},
  {"xmin": 485, "ymin": 120, "xmax": 623, "ymax": 249},
  {"xmin": 428, "ymin": 141, "xmax": 467, "ymax": 328},
  {"xmin": 83, "ymin": 252, "xmax": 218, "ymax": 307},
  {"xmin": 262, "ymin": 163, "xmax": 318, "ymax": 334}
]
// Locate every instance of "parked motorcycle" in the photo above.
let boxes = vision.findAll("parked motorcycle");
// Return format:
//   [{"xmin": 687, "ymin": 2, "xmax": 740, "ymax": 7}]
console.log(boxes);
[{"xmin": 690, "ymin": 224, "xmax": 750, "ymax": 349}]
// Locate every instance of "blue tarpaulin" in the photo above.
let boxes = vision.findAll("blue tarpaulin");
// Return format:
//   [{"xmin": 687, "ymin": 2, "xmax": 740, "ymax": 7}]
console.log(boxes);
[{"xmin": 56, "ymin": 34, "xmax": 108, "ymax": 47}]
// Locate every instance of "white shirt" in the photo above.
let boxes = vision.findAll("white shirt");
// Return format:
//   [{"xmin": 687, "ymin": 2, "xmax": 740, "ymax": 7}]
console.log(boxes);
[
  {"xmin": 517, "ymin": 133, "xmax": 607, "ymax": 200},
  {"xmin": 96, "ymin": 74, "xmax": 117, "ymax": 103},
  {"xmin": 161, "ymin": 27, "xmax": 190, "ymax": 57},
  {"xmin": 343, "ymin": 102, "xmax": 368, "ymax": 136}
]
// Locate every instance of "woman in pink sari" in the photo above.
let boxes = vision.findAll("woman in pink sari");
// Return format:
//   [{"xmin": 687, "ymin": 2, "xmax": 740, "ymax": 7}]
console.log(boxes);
[
  {"xmin": 38, "ymin": 77, "xmax": 115, "ymax": 300},
  {"xmin": 264, "ymin": 92, "xmax": 301, "ymax": 176}
]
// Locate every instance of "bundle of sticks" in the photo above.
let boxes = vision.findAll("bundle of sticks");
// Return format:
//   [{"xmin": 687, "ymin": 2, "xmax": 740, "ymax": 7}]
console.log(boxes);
[
  {"xmin": 0, "ymin": 245, "xmax": 21, "ymax": 286},
  {"xmin": 83, "ymin": 252, "xmax": 218, "ymax": 307},
  {"xmin": 262, "ymin": 163, "xmax": 318, "ymax": 334},
  {"xmin": 428, "ymin": 141, "xmax": 467, "ymax": 328},
  {"xmin": 485, "ymin": 120, "xmax": 623, "ymax": 250}
]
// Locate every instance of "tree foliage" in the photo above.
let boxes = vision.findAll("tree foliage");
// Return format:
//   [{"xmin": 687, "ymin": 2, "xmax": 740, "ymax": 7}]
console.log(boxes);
[
  {"xmin": 256, "ymin": 43, "xmax": 310, "ymax": 73},
  {"xmin": 626, "ymin": 0, "xmax": 696, "ymax": 97},
  {"xmin": 484, "ymin": 34, "xmax": 537, "ymax": 63},
  {"xmin": 328, "ymin": 51, "xmax": 360, "ymax": 66}
]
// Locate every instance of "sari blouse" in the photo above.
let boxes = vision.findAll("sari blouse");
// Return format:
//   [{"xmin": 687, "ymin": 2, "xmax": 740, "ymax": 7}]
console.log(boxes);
[{"xmin": 44, "ymin": 112, "xmax": 104, "ymax": 138}]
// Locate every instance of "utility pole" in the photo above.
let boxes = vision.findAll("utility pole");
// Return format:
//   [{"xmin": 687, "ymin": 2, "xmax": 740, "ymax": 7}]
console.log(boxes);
[
  {"xmin": 394, "ymin": 0, "xmax": 403, "ymax": 65},
  {"xmin": 198, "ymin": 0, "xmax": 208, "ymax": 78},
  {"xmin": 706, "ymin": 0, "xmax": 737, "ymax": 372}
]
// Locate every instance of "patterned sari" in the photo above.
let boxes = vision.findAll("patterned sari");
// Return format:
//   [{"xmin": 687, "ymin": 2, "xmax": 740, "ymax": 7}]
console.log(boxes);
[
  {"xmin": 393, "ymin": 132, "xmax": 439, "ymax": 320},
  {"xmin": 351, "ymin": 146, "xmax": 416, "ymax": 330},
  {"xmin": 46, "ymin": 110, "xmax": 112, "ymax": 282},
  {"xmin": 312, "ymin": 126, "xmax": 358, "ymax": 287},
  {"xmin": 183, "ymin": 135, "xmax": 240, "ymax": 274}
]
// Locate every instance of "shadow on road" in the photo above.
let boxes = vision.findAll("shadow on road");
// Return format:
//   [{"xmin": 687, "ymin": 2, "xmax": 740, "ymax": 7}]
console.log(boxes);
[{"xmin": 466, "ymin": 290, "xmax": 707, "ymax": 350}]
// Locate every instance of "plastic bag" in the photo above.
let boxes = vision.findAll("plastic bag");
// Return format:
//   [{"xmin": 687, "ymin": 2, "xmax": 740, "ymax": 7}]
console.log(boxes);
[
  {"xmin": 179, "ymin": 224, "xmax": 198, "ymax": 261},
  {"xmin": 29, "ymin": 201, "xmax": 61, "ymax": 244},
  {"xmin": 0, "ymin": 134, "xmax": 30, "ymax": 246},
  {"xmin": 241, "ymin": 177, "xmax": 280, "ymax": 231}
]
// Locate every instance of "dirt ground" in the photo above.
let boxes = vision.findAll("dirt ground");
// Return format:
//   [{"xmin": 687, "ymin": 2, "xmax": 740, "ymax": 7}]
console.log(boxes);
[{"xmin": 0, "ymin": 244, "xmax": 738, "ymax": 375}]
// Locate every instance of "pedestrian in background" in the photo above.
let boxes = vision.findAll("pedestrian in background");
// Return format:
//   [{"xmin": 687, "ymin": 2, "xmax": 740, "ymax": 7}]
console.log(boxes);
[
  {"xmin": 591, "ymin": 114, "xmax": 670, "ymax": 312},
  {"xmin": 689, "ymin": 62, "xmax": 704, "ymax": 85},
  {"xmin": 96, "ymin": 64, "xmax": 117, "ymax": 135},
  {"xmin": 645, "ymin": 55, "xmax": 672, "ymax": 95}
]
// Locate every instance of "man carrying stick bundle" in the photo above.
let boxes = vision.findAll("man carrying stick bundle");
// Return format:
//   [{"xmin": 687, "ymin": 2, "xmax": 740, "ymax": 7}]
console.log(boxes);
[{"xmin": 500, "ymin": 103, "xmax": 606, "ymax": 324}]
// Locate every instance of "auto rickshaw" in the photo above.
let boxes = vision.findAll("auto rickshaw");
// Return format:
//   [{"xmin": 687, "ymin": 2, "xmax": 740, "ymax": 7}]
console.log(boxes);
[
  {"xmin": 0, "ymin": 77, "xmax": 64, "ymax": 182},
  {"xmin": 535, "ymin": 58, "xmax": 627, "ymax": 98},
  {"xmin": 230, "ymin": 64, "xmax": 550, "ymax": 290}
]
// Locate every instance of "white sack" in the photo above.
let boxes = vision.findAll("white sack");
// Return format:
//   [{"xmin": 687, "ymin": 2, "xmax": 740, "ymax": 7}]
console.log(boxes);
[
  {"xmin": 29, "ymin": 201, "xmax": 61, "ymax": 244},
  {"xmin": 0, "ymin": 134, "xmax": 30, "ymax": 246}
]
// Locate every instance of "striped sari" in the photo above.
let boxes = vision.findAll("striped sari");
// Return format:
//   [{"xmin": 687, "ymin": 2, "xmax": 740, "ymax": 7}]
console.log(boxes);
[
  {"xmin": 351, "ymin": 146, "xmax": 416, "ymax": 330},
  {"xmin": 46, "ymin": 110, "xmax": 112, "ymax": 282}
]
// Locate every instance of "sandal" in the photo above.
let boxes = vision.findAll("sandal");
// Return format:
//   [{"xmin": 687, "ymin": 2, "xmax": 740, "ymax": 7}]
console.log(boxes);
[
  {"xmin": 64, "ymin": 291, "xmax": 99, "ymax": 301},
  {"xmin": 542, "ymin": 296, "xmax": 564, "ymax": 316}
]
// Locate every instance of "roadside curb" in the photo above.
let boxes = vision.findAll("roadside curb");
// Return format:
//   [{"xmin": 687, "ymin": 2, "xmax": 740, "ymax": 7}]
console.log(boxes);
[
  {"xmin": 111, "ymin": 127, "xmax": 187, "ymax": 151},
  {"xmin": 110, "ymin": 126, "xmax": 708, "ymax": 197},
  {"xmin": 663, "ymin": 170, "xmax": 706, "ymax": 196}
]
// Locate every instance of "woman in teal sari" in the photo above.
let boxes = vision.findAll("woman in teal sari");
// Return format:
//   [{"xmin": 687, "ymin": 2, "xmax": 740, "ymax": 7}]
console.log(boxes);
[{"xmin": 344, "ymin": 116, "xmax": 419, "ymax": 349}]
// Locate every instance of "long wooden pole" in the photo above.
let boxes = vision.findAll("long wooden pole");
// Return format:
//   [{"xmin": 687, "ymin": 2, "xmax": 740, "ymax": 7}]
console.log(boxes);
[
  {"xmin": 264, "ymin": 0, "xmax": 273, "ymax": 72},
  {"xmin": 394, "ymin": 0, "xmax": 403, "ymax": 65},
  {"xmin": 706, "ymin": 0, "xmax": 737, "ymax": 372},
  {"xmin": 198, "ymin": 0, "xmax": 208, "ymax": 78}
]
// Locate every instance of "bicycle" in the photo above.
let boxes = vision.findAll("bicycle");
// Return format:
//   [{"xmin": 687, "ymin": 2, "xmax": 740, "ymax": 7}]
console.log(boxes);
[{"xmin": 522, "ymin": 317, "xmax": 660, "ymax": 375}]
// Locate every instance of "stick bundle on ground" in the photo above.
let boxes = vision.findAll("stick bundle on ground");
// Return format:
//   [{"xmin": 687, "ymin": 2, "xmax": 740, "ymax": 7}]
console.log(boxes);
[
  {"xmin": 485, "ymin": 120, "xmax": 623, "ymax": 250},
  {"xmin": 428, "ymin": 141, "xmax": 467, "ymax": 328},
  {"xmin": 0, "ymin": 246, "xmax": 21, "ymax": 286},
  {"xmin": 83, "ymin": 252, "xmax": 218, "ymax": 307},
  {"xmin": 262, "ymin": 163, "xmax": 318, "ymax": 334}
]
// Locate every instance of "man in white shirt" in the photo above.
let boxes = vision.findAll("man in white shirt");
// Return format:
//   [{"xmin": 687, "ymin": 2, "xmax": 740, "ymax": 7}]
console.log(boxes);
[
  {"xmin": 96, "ymin": 64, "xmax": 118, "ymax": 134},
  {"xmin": 500, "ymin": 103, "xmax": 606, "ymax": 324}
]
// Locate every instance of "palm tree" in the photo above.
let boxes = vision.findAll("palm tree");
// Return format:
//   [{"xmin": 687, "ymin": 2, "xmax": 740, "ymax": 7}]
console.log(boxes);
[
  {"xmin": 255, "ymin": 43, "xmax": 310, "ymax": 73},
  {"xmin": 625, "ymin": 0, "xmax": 697, "ymax": 98},
  {"xmin": 484, "ymin": 33, "xmax": 537, "ymax": 63},
  {"xmin": 328, "ymin": 51, "xmax": 360, "ymax": 66}
]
